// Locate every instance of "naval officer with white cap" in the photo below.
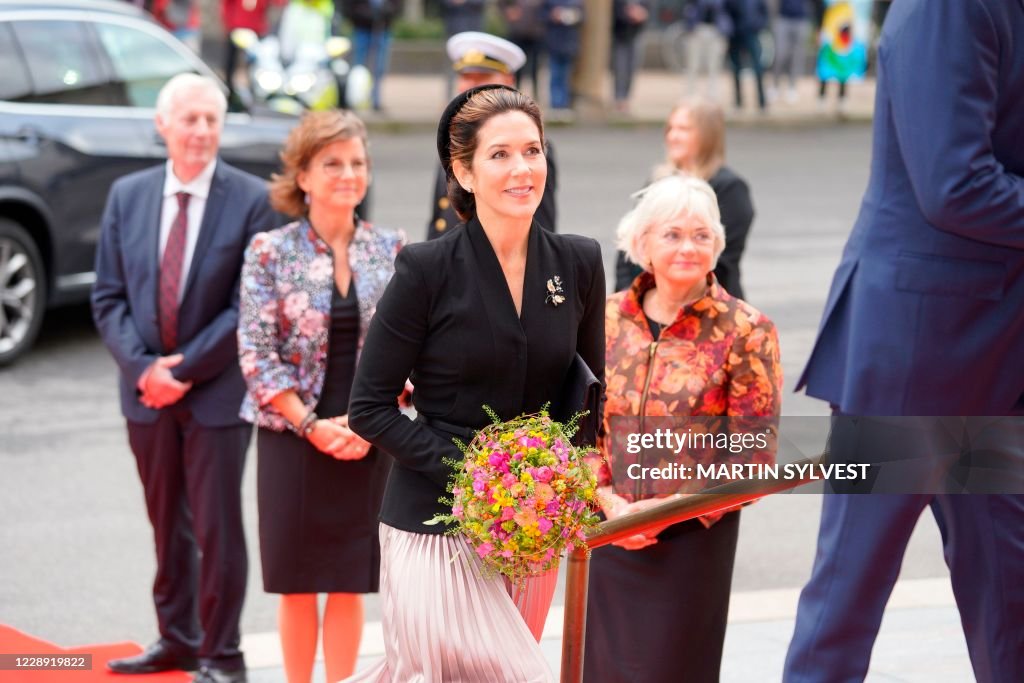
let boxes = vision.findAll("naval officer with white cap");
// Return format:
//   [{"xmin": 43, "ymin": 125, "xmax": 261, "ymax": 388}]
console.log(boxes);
[{"xmin": 427, "ymin": 31, "xmax": 558, "ymax": 240}]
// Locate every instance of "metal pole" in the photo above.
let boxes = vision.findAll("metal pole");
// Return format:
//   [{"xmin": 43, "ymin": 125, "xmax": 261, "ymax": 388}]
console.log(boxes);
[{"xmin": 560, "ymin": 546, "xmax": 591, "ymax": 683}]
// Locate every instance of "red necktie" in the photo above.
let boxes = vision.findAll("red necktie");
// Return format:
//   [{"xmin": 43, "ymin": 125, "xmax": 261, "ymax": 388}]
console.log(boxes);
[{"xmin": 159, "ymin": 191, "xmax": 190, "ymax": 352}]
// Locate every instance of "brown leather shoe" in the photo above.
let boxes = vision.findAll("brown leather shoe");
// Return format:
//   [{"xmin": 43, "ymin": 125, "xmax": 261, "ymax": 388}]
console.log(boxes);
[{"xmin": 107, "ymin": 641, "xmax": 198, "ymax": 674}]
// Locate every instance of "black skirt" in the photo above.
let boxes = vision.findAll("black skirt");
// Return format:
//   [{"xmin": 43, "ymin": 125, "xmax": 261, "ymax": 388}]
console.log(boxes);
[
  {"xmin": 257, "ymin": 284, "xmax": 390, "ymax": 594},
  {"xmin": 582, "ymin": 511, "xmax": 741, "ymax": 683}
]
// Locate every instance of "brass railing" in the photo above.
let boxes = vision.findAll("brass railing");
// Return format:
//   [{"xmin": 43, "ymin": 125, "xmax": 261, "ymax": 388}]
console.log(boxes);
[{"xmin": 559, "ymin": 458, "xmax": 825, "ymax": 683}]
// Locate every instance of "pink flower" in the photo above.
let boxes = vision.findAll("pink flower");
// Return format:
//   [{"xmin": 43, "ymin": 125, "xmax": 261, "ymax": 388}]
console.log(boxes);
[
  {"xmin": 452, "ymin": 505, "xmax": 464, "ymax": 519},
  {"xmin": 501, "ymin": 506, "xmax": 516, "ymax": 521},
  {"xmin": 308, "ymin": 255, "xmax": 332, "ymax": 283},
  {"xmin": 258, "ymin": 301, "xmax": 277, "ymax": 324},
  {"xmin": 297, "ymin": 309, "xmax": 323, "ymax": 337},
  {"xmin": 537, "ymin": 518, "xmax": 553, "ymax": 534},
  {"xmin": 535, "ymin": 466, "xmax": 554, "ymax": 483},
  {"xmin": 535, "ymin": 483, "xmax": 555, "ymax": 503},
  {"xmin": 514, "ymin": 508, "xmax": 537, "ymax": 527},
  {"xmin": 489, "ymin": 452, "xmax": 510, "ymax": 473},
  {"xmin": 283, "ymin": 291, "xmax": 310, "ymax": 320},
  {"xmin": 476, "ymin": 542, "xmax": 494, "ymax": 558},
  {"xmin": 545, "ymin": 500, "xmax": 560, "ymax": 515},
  {"xmin": 501, "ymin": 473, "xmax": 517, "ymax": 488}
]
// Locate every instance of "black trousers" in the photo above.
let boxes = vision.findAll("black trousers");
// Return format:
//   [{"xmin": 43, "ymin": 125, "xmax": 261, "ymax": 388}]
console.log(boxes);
[{"xmin": 127, "ymin": 409, "xmax": 250, "ymax": 670}]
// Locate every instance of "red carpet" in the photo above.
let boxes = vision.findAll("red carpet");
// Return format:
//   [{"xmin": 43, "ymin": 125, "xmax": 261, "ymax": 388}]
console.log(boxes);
[{"xmin": 0, "ymin": 626, "xmax": 190, "ymax": 683}]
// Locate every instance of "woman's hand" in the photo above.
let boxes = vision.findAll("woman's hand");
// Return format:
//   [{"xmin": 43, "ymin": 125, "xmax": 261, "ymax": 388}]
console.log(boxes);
[
  {"xmin": 326, "ymin": 415, "xmax": 372, "ymax": 461},
  {"xmin": 600, "ymin": 489, "xmax": 659, "ymax": 550},
  {"xmin": 306, "ymin": 419, "xmax": 351, "ymax": 456},
  {"xmin": 623, "ymin": 497, "xmax": 676, "ymax": 540},
  {"xmin": 600, "ymin": 491, "xmax": 681, "ymax": 550}
]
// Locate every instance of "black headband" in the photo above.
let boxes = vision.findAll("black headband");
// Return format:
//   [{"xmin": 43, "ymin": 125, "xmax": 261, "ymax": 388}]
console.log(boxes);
[{"xmin": 436, "ymin": 83, "xmax": 518, "ymax": 173}]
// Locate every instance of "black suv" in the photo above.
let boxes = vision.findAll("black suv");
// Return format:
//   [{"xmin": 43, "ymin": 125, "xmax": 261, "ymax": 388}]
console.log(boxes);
[{"xmin": 0, "ymin": 0, "xmax": 297, "ymax": 364}]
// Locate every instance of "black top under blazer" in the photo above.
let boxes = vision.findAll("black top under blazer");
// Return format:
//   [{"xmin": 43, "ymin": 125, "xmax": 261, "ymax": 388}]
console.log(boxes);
[{"xmin": 348, "ymin": 218, "xmax": 606, "ymax": 534}]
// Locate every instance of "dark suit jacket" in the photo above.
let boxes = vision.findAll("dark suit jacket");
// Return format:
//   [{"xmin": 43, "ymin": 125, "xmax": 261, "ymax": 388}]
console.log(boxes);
[
  {"xmin": 798, "ymin": 0, "xmax": 1024, "ymax": 416},
  {"xmin": 426, "ymin": 141, "xmax": 559, "ymax": 240},
  {"xmin": 92, "ymin": 160, "xmax": 275, "ymax": 427},
  {"xmin": 349, "ymin": 218, "xmax": 605, "ymax": 533}
]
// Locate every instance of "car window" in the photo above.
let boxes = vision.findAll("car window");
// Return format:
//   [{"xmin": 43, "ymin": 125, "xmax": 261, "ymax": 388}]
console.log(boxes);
[
  {"xmin": 9, "ymin": 20, "xmax": 112, "ymax": 105},
  {"xmin": 94, "ymin": 21, "xmax": 199, "ymax": 108},
  {"xmin": 0, "ymin": 23, "xmax": 32, "ymax": 101}
]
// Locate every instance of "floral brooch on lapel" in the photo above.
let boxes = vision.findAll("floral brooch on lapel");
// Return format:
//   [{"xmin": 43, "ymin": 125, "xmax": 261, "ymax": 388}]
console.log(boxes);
[{"xmin": 546, "ymin": 275, "xmax": 565, "ymax": 307}]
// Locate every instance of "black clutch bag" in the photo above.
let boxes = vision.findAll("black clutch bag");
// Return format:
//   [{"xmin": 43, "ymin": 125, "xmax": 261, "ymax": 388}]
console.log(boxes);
[{"xmin": 554, "ymin": 353, "xmax": 603, "ymax": 446}]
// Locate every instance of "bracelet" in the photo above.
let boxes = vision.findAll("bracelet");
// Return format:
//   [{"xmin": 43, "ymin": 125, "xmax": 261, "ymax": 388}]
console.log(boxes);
[{"xmin": 296, "ymin": 411, "xmax": 319, "ymax": 438}]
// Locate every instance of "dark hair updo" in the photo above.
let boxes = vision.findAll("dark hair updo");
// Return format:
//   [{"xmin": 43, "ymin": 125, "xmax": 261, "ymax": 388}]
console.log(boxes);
[{"xmin": 438, "ymin": 86, "xmax": 545, "ymax": 222}]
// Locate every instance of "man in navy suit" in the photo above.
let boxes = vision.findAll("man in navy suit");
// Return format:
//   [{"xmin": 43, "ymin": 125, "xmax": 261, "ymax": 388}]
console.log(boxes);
[
  {"xmin": 92, "ymin": 74, "xmax": 274, "ymax": 683},
  {"xmin": 785, "ymin": 1, "xmax": 1024, "ymax": 681}
]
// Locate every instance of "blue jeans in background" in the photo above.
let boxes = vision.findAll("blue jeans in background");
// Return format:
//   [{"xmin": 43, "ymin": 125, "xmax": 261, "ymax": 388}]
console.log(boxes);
[
  {"xmin": 548, "ymin": 53, "xmax": 573, "ymax": 109},
  {"xmin": 353, "ymin": 28, "xmax": 392, "ymax": 110}
]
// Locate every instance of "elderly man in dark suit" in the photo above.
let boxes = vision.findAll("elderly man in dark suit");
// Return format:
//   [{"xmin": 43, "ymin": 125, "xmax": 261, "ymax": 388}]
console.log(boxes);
[
  {"xmin": 92, "ymin": 73, "xmax": 275, "ymax": 683},
  {"xmin": 785, "ymin": 1, "xmax": 1024, "ymax": 681}
]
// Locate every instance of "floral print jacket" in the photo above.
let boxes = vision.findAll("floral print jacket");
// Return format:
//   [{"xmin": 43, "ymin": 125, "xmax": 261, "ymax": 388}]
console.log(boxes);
[
  {"xmin": 238, "ymin": 220, "xmax": 404, "ymax": 431},
  {"xmin": 591, "ymin": 272, "xmax": 782, "ymax": 526}
]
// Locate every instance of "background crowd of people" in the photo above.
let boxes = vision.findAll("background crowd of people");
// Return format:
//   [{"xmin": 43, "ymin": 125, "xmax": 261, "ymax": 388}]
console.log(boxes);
[{"xmin": 123, "ymin": 0, "xmax": 893, "ymax": 116}]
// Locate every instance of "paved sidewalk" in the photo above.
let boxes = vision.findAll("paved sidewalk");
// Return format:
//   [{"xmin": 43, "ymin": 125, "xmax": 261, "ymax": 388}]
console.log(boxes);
[
  {"xmin": 361, "ymin": 71, "xmax": 876, "ymax": 129},
  {"xmin": 246, "ymin": 577, "xmax": 971, "ymax": 682}
]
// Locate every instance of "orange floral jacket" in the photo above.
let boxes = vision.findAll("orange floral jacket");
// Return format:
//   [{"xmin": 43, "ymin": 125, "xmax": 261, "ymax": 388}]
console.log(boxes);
[{"xmin": 591, "ymin": 272, "xmax": 783, "ymax": 526}]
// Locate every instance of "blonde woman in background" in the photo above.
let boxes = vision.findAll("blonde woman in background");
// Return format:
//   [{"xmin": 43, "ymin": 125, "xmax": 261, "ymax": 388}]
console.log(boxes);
[{"xmin": 615, "ymin": 97, "xmax": 755, "ymax": 298}]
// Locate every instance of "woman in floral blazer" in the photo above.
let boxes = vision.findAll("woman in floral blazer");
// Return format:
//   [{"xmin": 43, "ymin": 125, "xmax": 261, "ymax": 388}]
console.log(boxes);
[
  {"xmin": 237, "ymin": 111, "xmax": 404, "ymax": 683},
  {"xmin": 584, "ymin": 174, "xmax": 781, "ymax": 683}
]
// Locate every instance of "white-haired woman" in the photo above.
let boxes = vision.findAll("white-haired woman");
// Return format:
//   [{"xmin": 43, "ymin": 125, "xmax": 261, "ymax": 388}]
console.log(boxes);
[{"xmin": 584, "ymin": 174, "xmax": 782, "ymax": 683}]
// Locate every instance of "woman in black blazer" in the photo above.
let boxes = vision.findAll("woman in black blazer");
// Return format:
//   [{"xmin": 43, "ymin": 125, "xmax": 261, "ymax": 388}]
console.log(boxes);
[{"xmin": 345, "ymin": 85, "xmax": 605, "ymax": 682}]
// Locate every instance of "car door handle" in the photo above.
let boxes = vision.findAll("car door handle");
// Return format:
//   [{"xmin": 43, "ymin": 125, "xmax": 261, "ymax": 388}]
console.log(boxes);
[{"xmin": 7, "ymin": 127, "xmax": 40, "ymax": 145}]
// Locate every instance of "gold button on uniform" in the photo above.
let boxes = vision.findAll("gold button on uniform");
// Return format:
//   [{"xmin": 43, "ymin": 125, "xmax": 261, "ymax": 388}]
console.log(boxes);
[
  {"xmin": 438, "ymin": 197, "xmax": 450, "ymax": 210},
  {"xmin": 435, "ymin": 218, "xmax": 447, "ymax": 232}
]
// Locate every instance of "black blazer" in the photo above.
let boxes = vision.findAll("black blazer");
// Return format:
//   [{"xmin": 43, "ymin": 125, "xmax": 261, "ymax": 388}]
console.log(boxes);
[
  {"xmin": 349, "ymin": 218, "xmax": 606, "ymax": 534},
  {"xmin": 91, "ymin": 160, "xmax": 275, "ymax": 426}
]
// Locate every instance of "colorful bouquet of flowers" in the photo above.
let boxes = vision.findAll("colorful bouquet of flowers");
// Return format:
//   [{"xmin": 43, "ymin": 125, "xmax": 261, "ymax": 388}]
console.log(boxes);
[{"xmin": 427, "ymin": 406, "xmax": 601, "ymax": 583}]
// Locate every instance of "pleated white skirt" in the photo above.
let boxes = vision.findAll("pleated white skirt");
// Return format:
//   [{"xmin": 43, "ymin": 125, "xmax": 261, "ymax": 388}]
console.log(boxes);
[{"xmin": 342, "ymin": 523, "xmax": 557, "ymax": 683}]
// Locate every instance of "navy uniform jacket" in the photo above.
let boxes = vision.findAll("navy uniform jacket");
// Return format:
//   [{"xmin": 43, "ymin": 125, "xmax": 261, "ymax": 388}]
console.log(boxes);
[
  {"xmin": 798, "ymin": 0, "xmax": 1024, "ymax": 416},
  {"xmin": 91, "ymin": 160, "xmax": 275, "ymax": 426},
  {"xmin": 349, "ymin": 218, "xmax": 605, "ymax": 533},
  {"xmin": 427, "ymin": 141, "xmax": 559, "ymax": 240}
]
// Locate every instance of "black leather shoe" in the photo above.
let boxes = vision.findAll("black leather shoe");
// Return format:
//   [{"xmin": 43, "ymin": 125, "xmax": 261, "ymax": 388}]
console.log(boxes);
[
  {"xmin": 191, "ymin": 665, "xmax": 248, "ymax": 683},
  {"xmin": 107, "ymin": 641, "xmax": 198, "ymax": 674}
]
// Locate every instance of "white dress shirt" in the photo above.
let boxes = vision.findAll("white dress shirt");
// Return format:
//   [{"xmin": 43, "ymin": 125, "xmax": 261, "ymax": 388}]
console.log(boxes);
[{"xmin": 158, "ymin": 158, "xmax": 216, "ymax": 303}]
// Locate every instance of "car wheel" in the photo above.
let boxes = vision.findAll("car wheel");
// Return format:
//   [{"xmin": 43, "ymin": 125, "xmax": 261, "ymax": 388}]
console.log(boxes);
[{"xmin": 0, "ymin": 219, "xmax": 47, "ymax": 366}]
